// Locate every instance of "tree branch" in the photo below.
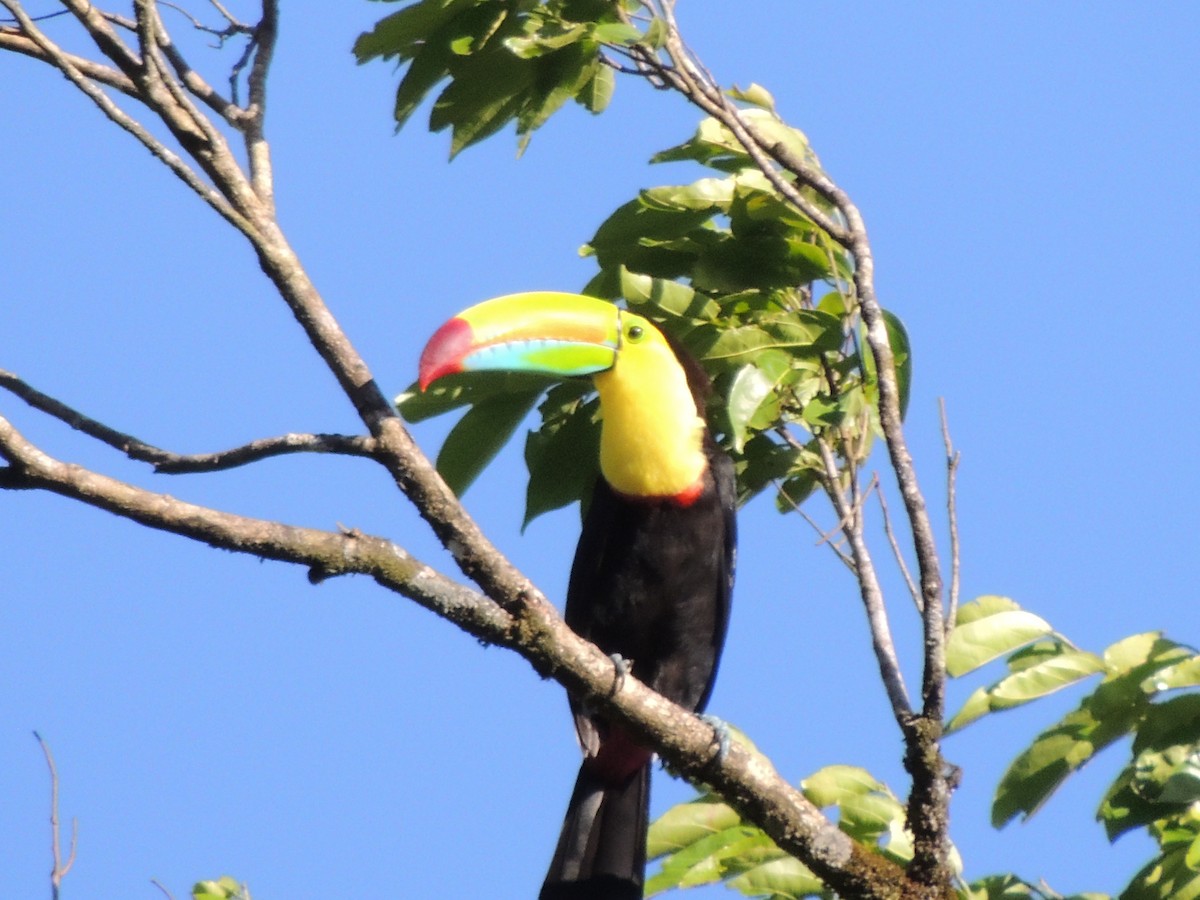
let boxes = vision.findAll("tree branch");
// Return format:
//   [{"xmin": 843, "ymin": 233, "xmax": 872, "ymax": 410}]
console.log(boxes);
[
  {"xmin": 939, "ymin": 398, "xmax": 962, "ymax": 634},
  {"xmin": 0, "ymin": 7, "xmax": 954, "ymax": 896},
  {"xmin": 34, "ymin": 731, "xmax": 77, "ymax": 900},
  {"xmin": 0, "ymin": 410, "xmax": 914, "ymax": 899},
  {"xmin": 816, "ymin": 436, "xmax": 912, "ymax": 721},
  {"xmin": 617, "ymin": 8, "xmax": 956, "ymax": 890},
  {"xmin": 0, "ymin": 368, "xmax": 376, "ymax": 473}
]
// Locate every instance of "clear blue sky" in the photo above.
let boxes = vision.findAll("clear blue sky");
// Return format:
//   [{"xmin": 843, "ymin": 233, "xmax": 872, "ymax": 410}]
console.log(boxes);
[{"xmin": 2, "ymin": 3, "xmax": 1198, "ymax": 898}]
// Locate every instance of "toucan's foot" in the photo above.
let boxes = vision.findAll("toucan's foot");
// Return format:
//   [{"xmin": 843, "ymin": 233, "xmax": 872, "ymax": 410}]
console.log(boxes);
[
  {"xmin": 609, "ymin": 653, "xmax": 631, "ymax": 695},
  {"xmin": 701, "ymin": 714, "xmax": 731, "ymax": 762}
]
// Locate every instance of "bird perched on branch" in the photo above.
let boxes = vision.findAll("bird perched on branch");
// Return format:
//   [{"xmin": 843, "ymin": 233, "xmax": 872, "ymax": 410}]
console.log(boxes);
[{"xmin": 419, "ymin": 292, "xmax": 736, "ymax": 900}]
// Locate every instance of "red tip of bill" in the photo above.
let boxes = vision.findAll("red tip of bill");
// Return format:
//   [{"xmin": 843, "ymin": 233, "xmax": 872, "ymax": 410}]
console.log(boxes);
[{"xmin": 418, "ymin": 317, "xmax": 473, "ymax": 390}]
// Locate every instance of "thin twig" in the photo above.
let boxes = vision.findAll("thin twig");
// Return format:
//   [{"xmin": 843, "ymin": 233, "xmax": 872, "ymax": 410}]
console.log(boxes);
[
  {"xmin": 774, "ymin": 478, "xmax": 856, "ymax": 571},
  {"xmin": 939, "ymin": 398, "xmax": 962, "ymax": 634},
  {"xmin": 150, "ymin": 878, "xmax": 177, "ymax": 899},
  {"xmin": 877, "ymin": 482, "xmax": 921, "ymax": 611},
  {"xmin": 0, "ymin": 366, "xmax": 377, "ymax": 472},
  {"xmin": 34, "ymin": 732, "xmax": 77, "ymax": 900},
  {"xmin": 815, "ymin": 437, "xmax": 912, "ymax": 720},
  {"xmin": 0, "ymin": 0, "xmax": 252, "ymax": 235}
]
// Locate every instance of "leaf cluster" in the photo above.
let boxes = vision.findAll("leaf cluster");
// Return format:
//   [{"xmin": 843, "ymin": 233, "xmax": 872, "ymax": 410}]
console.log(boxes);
[
  {"xmin": 946, "ymin": 598, "xmax": 1200, "ymax": 899},
  {"xmin": 354, "ymin": 0, "xmax": 635, "ymax": 156},
  {"xmin": 646, "ymin": 749, "xmax": 959, "ymax": 898},
  {"xmin": 399, "ymin": 107, "xmax": 912, "ymax": 524}
]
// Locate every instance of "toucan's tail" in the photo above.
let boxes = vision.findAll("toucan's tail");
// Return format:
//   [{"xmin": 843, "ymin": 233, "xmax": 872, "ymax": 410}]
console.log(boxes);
[{"xmin": 539, "ymin": 760, "xmax": 650, "ymax": 900}]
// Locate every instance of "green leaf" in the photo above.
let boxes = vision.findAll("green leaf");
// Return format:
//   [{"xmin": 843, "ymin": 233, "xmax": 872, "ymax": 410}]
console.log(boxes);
[
  {"xmin": 725, "ymin": 362, "xmax": 778, "ymax": 452},
  {"xmin": 945, "ymin": 685, "xmax": 994, "ymax": 734},
  {"xmin": 430, "ymin": 43, "xmax": 533, "ymax": 157},
  {"xmin": 396, "ymin": 371, "xmax": 553, "ymax": 423},
  {"xmin": 726, "ymin": 82, "xmax": 777, "ymax": 112},
  {"xmin": 946, "ymin": 607, "xmax": 1053, "ymax": 677},
  {"xmin": 617, "ymin": 268, "xmax": 708, "ymax": 318},
  {"xmin": 436, "ymin": 387, "xmax": 542, "ymax": 496},
  {"xmin": 693, "ymin": 312, "xmax": 841, "ymax": 367},
  {"xmin": 1121, "ymin": 844, "xmax": 1200, "ymax": 900},
  {"xmin": 648, "ymin": 795, "xmax": 742, "ymax": 858},
  {"xmin": 945, "ymin": 649, "xmax": 1104, "ymax": 734},
  {"xmin": 735, "ymin": 433, "xmax": 802, "ymax": 507},
  {"xmin": 523, "ymin": 390, "xmax": 600, "ymax": 526},
  {"xmin": 993, "ymin": 669, "xmax": 1150, "ymax": 827},
  {"xmin": 646, "ymin": 826, "xmax": 767, "ymax": 894},
  {"xmin": 726, "ymin": 855, "xmax": 825, "ymax": 898},
  {"xmin": 989, "ymin": 650, "xmax": 1107, "ymax": 706},
  {"xmin": 591, "ymin": 21, "xmax": 643, "ymax": 45},
  {"xmin": 353, "ymin": 0, "xmax": 480, "ymax": 63},
  {"xmin": 955, "ymin": 595, "xmax": 1023, "ymax": 626},
  {"xmin": 882, "ymin": 309, "xmax": 912, "ymax": 419},
  {"xmin": 1141, "ymin": 653, "xmax": 1200, "ymax": 693},
  {"xmin": 192, "ymin": 877, "xmax": 248, "ymax": 900},
  {"xmin": 802, "ymin": 765, "xmax": 885, "ymax": 807},
  {"xmin": 578, "ymin": 62, "xmax": 614, "ymax": 113}
]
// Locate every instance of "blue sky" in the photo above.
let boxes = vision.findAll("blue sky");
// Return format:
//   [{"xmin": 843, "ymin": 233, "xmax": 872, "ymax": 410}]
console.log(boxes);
[{"xmin": 2, "ymin": 3, "xmax": 1198, "ymax": 898}]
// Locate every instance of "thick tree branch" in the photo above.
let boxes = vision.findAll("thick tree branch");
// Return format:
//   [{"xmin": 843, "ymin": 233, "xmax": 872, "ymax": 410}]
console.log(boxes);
[{"xmin": 0, "ymin": 411, "xmax": 914, "ymax": 899}]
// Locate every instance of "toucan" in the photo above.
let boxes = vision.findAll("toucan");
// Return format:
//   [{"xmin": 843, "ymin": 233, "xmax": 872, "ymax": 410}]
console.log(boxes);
[{"xmin": 418, "ymin": 292, "xmax": 736, "ymax": 900}]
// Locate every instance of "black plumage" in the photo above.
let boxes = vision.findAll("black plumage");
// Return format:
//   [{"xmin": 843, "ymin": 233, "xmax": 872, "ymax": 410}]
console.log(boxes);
[{"xmin": 540, "ymin": 347, "xmax": 737, "ymax": 900}]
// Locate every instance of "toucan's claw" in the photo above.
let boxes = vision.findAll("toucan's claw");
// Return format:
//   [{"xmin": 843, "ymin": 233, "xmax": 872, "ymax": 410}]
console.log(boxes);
[
  {"xmin": 609, "ymin": 653, "xmax": 631, "ymax": 695},
  {"xmin": 701, "ymin": 714, "xmax": 731, "ymax": 763}
]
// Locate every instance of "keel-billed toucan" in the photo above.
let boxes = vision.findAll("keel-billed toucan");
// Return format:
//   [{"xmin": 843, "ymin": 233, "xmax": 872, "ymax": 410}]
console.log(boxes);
[{"xmin": 419, "ymin": 292, "xmax": 736, "ymax": 900}]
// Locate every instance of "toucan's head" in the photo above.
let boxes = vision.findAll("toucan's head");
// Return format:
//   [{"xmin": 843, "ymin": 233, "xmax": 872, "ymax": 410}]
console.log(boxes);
[
  {"xmin": 418, "ymin": 291, "xmax": 710, "ymax": 499},
  {"xmin": 419, "ymin": 291, "xmax": 665, "ymax": 391}
]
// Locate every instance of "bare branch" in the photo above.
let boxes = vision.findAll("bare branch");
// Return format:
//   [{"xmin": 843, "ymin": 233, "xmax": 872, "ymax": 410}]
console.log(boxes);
[
  {"xmin": 0, "ymin": 412, "xmax": 514, "ymax": 637},
  {"xmin": 242, "ymin": 0, "xmax": 277, "ymax": 207},
  {"xmin": 878, "ymin": 482, "xmax": 922, "ymax": 611},
  {"xmin": 0, "ymin": 26, "xmax": 138, "ymax": 95},
  {"xmin": 0, "ymin": 369, "xmax": 376, "ymax": 472},
  {"xmin": 0, "ymin": 0, "xmax": 252, "ymax": 234},
  {"xmin": 0, "ymin": 413, "xmax": 909, "ymax": 899},
  {"xmin": 34, "ymin": 731, "xmax": 77, "ymax": 900},
  {"xmin": 816, "ymin": 437, "xmax": 912, "ymax": 721},
  {"xmin": 939, "ymin": 398, "xmax": 962, "ymax": 633}
]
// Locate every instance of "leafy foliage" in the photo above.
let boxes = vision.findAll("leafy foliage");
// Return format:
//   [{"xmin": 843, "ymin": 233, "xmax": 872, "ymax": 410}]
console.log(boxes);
[
  {"xmin": 355, "ymin": 0, "xmax": 639, "ymax": 156},
  {"xmin": 946, "ymin": 597, "xmax": 1200, "ymax": 899},
  {"xmin": 398, "ymin": 109, "xmax": 912, "ymax": 521},
  {"xmin": 646, "ymin": 754, "xmax": 959, "ymax": 898}
]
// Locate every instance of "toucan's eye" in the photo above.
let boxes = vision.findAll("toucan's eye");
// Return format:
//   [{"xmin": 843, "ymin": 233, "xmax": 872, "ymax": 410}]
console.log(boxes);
[{"xmin": 626, "ymin": 324, "xmax": 645, "ymax": 341}]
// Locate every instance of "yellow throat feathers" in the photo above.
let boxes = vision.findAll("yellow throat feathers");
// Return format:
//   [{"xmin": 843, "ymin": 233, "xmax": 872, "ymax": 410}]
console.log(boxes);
[{"xmin": 593, "ymin": 324, "xmax": 707, "ymax": 500}]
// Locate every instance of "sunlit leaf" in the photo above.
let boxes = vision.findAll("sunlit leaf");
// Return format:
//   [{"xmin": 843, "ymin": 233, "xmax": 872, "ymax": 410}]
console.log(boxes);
[
  {"xmin": 648, "ymin": 795, "xmax": 742, "ymax": 858},
  {"xmin": 993, "ymin": 671, "xmax": 1149, "ymax": 826},
  {"xmin": 726, "ymin": 855, "xmax": 825, "ymax": 898},
  {"xmin": 802, "ymin": 765, "xmax": 885, "ymax": 807},
  {"xmin": 727, "ymin": 82, "xmax": 777, "ymax": 112},
  {"xmin": 1141, "ymin": 654, "xmax": 1200, "ymax": 693},
  {"xmin": 946, "ymin": 608, "xmax": 1053, "ymax": 677}
]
